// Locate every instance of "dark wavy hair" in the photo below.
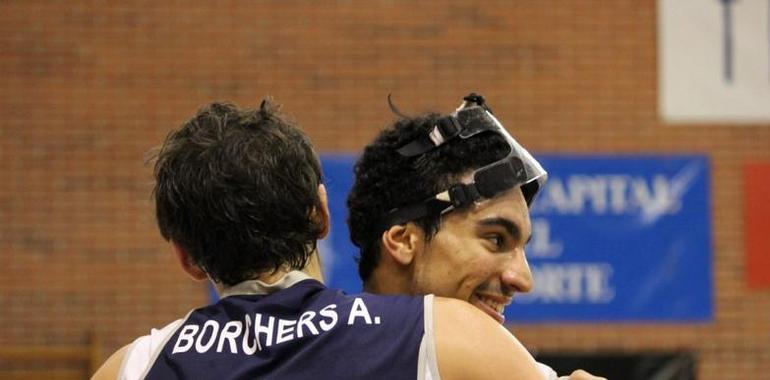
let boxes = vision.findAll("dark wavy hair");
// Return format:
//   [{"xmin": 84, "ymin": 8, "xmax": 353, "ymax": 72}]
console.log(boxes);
[
  {"xmin": 152, "ymin": 100, "xmax": 324, "ymax": 286},
  {"xmin": 347, "ymin": 112, "xmax": 511, "ymax": 283}
]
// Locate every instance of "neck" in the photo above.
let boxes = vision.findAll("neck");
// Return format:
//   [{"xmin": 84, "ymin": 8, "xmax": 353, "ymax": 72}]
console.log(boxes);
[
  {"xmin": 213, "ymin": 248, "xmax": 326, "ymax": 295},
  {"xmin": 364, "ymin": 265, "xmax": 412, "ymax": 296},
  {"xmin": 301, "ymin": 248, "xmax": 325, "ymax": 283}
]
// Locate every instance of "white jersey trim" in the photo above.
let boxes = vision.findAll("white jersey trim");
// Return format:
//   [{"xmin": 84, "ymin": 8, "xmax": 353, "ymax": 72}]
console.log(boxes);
[
  {"xmin": 117, "ymin": 313, "xmax": 190, "ymax": 380},
  {"xmin": 417, "ymin": 294, "xmax": 440, "ymax": 380},
  {"xmin": 219, "ymin": 271, "xmax": 312, "ymax": 298}
]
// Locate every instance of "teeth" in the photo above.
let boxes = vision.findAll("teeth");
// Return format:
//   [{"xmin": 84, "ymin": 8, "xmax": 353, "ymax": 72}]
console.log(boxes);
[{"xmin": 478, "ymin": 295, "xmax": 505, "ymax": 314}]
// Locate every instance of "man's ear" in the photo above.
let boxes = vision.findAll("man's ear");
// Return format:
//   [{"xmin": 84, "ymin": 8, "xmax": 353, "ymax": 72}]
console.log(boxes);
[
  {"xmin": 171, "ymin": 243, "xmax": 208, "ymax": 281},
  {"xmin": 380, "ymin": 222, "xmax": 424, "ymax": 266},
  {"xmin": 315, "ymin": 184, "xmax": 331, "ymax": 239}
]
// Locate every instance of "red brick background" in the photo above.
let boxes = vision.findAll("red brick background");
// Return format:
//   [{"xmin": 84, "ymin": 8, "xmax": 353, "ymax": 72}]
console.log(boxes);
[{"xmin": 1, "ymin": 1, "xmax": 769, "ymax": 378}]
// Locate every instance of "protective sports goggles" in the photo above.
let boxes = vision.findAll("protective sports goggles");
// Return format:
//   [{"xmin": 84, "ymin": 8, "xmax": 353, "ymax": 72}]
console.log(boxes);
[{"xmin": 381, "ymin": 94, "xmax": 547, "ymax": 230}]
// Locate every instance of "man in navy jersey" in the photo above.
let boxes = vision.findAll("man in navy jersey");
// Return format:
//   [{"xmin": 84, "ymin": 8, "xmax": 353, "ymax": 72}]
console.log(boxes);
[
  {"xmin": 92, "ymin": 99, "xmax": 550, "ymax": 380},
  {"xmin": 347, "ymin": 94, "xmax": 605, "ymax": 380}
]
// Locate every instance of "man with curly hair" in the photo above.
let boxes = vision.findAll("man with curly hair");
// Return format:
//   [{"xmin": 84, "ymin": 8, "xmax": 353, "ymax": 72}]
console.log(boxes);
[
  {"xmin": 92, "ymin": 99, "xmax": 552, "ymax": 380},
  {"xmin": 347, "ymin": 94, "xmax": 605, "ymax": 380}
]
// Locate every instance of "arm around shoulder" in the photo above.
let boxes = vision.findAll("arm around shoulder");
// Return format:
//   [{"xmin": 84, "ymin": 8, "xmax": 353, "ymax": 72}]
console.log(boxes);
[
  {"xmin": 432, "ymin": 297, "xmax": 544, "ymax": 380},
  {"xmin": 91, "ymin": 344, "xmax": 131, "ymax": 380}
]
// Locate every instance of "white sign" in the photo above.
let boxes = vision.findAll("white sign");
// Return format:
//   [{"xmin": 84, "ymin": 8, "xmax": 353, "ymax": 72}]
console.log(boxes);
[{"xmin": 659, "ymin": 0, "xmax": 770, "ymax": 123}]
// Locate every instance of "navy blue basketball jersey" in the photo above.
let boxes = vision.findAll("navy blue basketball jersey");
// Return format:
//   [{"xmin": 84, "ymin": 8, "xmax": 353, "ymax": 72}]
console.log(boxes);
[{"xmin": 118, "ymin": 272, "xmax": 439, "ymax": 380}]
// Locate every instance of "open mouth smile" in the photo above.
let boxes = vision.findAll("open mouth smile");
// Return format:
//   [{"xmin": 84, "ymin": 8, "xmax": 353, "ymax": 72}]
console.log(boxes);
[{"xmin": 471, "ymin": 293, "xmax": 512, "ymax": 324}]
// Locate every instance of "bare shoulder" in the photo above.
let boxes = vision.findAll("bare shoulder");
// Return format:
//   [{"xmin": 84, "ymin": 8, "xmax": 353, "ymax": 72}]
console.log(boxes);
[
  {"xmin": 432, "ymin": 297, "xmax": 543, "ymax": 380},
  {"xmin": 91, "ymin": 343, "xmax": 131, "ymax": 380}
]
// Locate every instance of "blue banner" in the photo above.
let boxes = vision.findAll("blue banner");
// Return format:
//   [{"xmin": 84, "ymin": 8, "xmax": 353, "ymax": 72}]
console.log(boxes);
[
  {"xmin": 509, "ymin": 155, "xmax": 713, "ymax": 322},
  {"xmin": 319, "ymin": 154, "xmax": 713, "ymax": 322},
  {"xmin": 318, "ymin": 155, "xmax": 363, "ymax": 293}
]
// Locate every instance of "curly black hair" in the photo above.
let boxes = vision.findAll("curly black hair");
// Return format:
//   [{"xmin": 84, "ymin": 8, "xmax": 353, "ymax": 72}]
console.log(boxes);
[
  {"xmin": 151, "ymin": 100, "xmax": 324, "ymax": 286},
  {"xmin": 347, "ymin": 111, "xmax": 511, "ymax": 283}
]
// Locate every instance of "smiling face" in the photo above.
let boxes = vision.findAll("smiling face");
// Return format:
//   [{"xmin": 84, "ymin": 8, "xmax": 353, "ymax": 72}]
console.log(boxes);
[{"xmin": 410, "ymin": 186, "xmax": 534, "ymax": 324}]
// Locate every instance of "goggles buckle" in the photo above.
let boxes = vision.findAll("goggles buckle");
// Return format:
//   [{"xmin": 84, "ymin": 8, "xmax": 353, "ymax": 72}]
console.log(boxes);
[{"xmin": 447, "ymin": 184, "xmax": 481, "ymax": 209}]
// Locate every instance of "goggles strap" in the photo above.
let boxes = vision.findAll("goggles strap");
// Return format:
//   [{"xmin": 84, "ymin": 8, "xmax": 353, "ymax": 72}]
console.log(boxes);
[
  {"xmin": 396, "ymin": 116, "xmax": 461, "ymax": 157},
  {"xmin": 380, "ymin": 182, "xmax": 484, "ymax": 232},
  {"xmin": 379, "ymin": 198, "xmax": 450, "ymax": 233}
]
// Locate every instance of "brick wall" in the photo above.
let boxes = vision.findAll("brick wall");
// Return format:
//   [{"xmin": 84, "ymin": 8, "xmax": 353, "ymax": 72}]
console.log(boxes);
[{"xmin": 1, "ymin": 1, "xmax": 768, "ymax": 378}]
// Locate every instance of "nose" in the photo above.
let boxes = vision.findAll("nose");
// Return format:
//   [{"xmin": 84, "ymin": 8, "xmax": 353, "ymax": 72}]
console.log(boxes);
[{"xmin": 502, "ymin": 250, "xmax": 533, "ymax": 294}]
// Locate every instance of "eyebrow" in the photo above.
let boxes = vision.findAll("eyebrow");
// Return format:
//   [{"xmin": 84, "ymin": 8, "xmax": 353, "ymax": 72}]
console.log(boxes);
[{"xmin": 477, "ymin": 217, "xmax": 531, "ymax": 245}]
